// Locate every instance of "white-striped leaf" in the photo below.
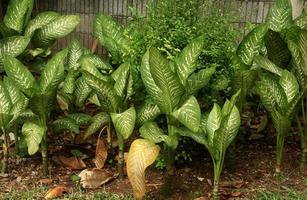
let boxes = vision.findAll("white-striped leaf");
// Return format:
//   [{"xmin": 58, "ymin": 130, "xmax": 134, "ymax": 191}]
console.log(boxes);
[
  {"xmin": 176, "ymin": 36, "xmax": 204, "ymax": 85},
  {"xmin": 279, "ymin": 70, "xmax": 299, "ymax": 103},
  {"xmin": 24, "ymin": 11, "xmax": 60, "ymax": 37},
  {"xmin": 266, "ymin": 0, "xmax": 292, "ymax": 32},
  {"xmin": 83, "ymin": 112, "xmax": 110, "ymax": 140},
  {"xmin": 67, "ymin": 113, "xmax": 92, "ymax": 126},
  {"xmin": 74, "ymin": 76, "xmax": 92, "ymax": 107},
  {"xmin": 171, "ymin": 96, "xmax": 201, "ymax": 132},
  {"xmin": 33, "ymin": 15, "xmax": 80, "ymax": 47},
  {"xmin": 136, "ymin": 101, "xmax": 161, "ymax": 126},
  {"xmin": 22, "ymin": 121, "xmax": 46, "ymax": 155},
  {"xmin": 254, "ymin": 55, "xmax": 283, "ymax": 76},
  {"xmin": 127, "ymin": 139, "xmax": 160, "ymax": 200},
  {"xmin": 206, "ymin": 103, "xmax": 222, "ymax": 146},
  {"xmin": 111, "ymin": 62, "xmax": 130, "ymax": 97},
  {"xmin": 53, "ymin": 117, "xmax": 80, "ymax": 134},
  {"xmin": 111, "ymin": 107, "xmax": 136, "ymax": 140},
  {"xmin": 139, "ymin": 121, "xmax": 169, "ymax": 144}
]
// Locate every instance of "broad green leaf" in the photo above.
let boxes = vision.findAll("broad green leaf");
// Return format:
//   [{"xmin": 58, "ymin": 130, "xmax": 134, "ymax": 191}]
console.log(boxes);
[
  {"xmin": 62, "ymin": 70, "xmax": 79, "ymax": 94},
  {"xmin": 295, "ymin": 12, "xmax": 307, "ymax": 29},
  {"xmin": 40, "ymin": 49, "xmax": 67, "ymax": 93},
  {"xmin": 67, "ymin": 113, "xmax": 92, "ymax": 125},
  {"xmin": 141, "ymin": 50, "xmax": 168, "ymax": 113},
  {"xmin": 112, "ymin": 62, "xmax": 130, "ymax": 97},
  {"xmin": 83, "ymin": 112, "xmax": 110, "ymax": 140},
  {"xmin": 3, "ymin": 0, "xmax": 33, "ymax": 32},
  {"xmin": 176, "ymin": 36, "xmax": 204, "ymax": 85},
  {"xmin": 33, "ymin": 15, "xmax": 80, "ymax": 47},
  {"xmin": 24, "ymin": 11, "xmax": 60, "ymax": 37},
  {"xmin": 53, "ymin": 117, "xmax": 80, "ymax": 134},
  {"xmin": 279, "ymin": 70, "xmax": 299, "ymax": 103},
  {"xmin": 171, "ymin": 96, "xmax": 201, "ymax": 132},
  {"xmin": 0, "ymin": 36, "xmax": 30, "ymax": 67},
  {"xmin": 0, "ymin": 22, "xmax": 17, "ymax": 38},
  {"xmin": 214, "ymin": 105, "xmax": 241, "ymax": 151},
  {"xmin": 111, "ymin": 107, "xmax": 136, "ymax": 139},
  {"xmin": 80, "ymin": 56, "xmax": 113, "ymax": 82},
  {"xmin": 186, "ymin": 66, "xmax": 216, "ymax": 95},
  {"xmin": 67, "ymin": 40, "xmax": 83, "ymax": 70},
  {"xmin": 74, "ymin": 76, "xmax": 92, "ymax": 107},
  {"xmin": 136, "ymin": 101, "xmax": 161, "ymax": 126},
  {"xmin": 266, "ymin": 0, "xmax": 292, "ymax": 32},
  {"xmin": 254, "ymin": 55, "xmax": 283, "ymax": 76},
  {"xmin": 139, "ymin": 122, "xmax": 169, "ymax": 144},
  {"xmin": 287, "ymin": 37, "xmax": 307, "ymax": 77},
  {"xmin": 148, "ymin": 48, "xmax": 184, "ymax": 112},
  {"xmin": 271, "ymin": 110, "xmax": 291, "ymax": 137},
  {"xmin": 79, "ymin": 54, "xmax": 113, "ymax": 72},
  {"xmin": 0, "ymin": 80, "xmax": 13, "ymax": 129},
  {"xmin": 4, "ymin": 56, "xmax": 36, "ymax": 94},
  {"xmin": 94, "ymin": 13, "xmax": 132, "ymax": 62},
  {"xmin": 264, "ymin": 30, "xmax": 291, "ymax": 67},
  {"xmin": 82, "ymin": 72, "xmax": 120, "ymax": 111},
  {"xmin": 206, "ymin": 103, "xmax": 222, "ymax": 145},
  {"xmin": 22, "ymin": 121, "xmax": 46, "ymax": 155},
  {"xmin": 127, "ymin": 139, "xmax": 160, "ymax": 200},
  {"xmin": 174, "ymin": 127, "xmax": 208, "ymax": 148},
  {"xmin": 237, "ymin": 24, "xmax": 268, "ymax": 65},
  {"xmin": 200, "ymin": 112, "xmax": 209, "ymax": 133},
  {"xmin": 297, "ymin": 30, "xmax": 307, "ymax": 75},
  {"xmin": 28, "ymin": 92, "xmax": 56, "ymax": 118},
  {"xmin": 221, "ymin": 89, "xmax": 241, "ymax": 116}
]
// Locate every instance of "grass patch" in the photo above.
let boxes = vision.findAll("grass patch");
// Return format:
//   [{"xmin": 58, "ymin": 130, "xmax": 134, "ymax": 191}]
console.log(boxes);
[
  {"xmin": 0, "ymin": 186, "xmax": 134, "ymax": 200},
  {"xmin": 256, "ymin": 187, "xmax": 307, "ymax": 200}
]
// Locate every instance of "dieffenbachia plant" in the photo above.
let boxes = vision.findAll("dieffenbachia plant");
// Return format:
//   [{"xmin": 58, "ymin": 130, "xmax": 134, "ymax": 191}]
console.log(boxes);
[
  {"xmin": 4, "ymin": 50, "xmax": 68, "ymax": 176},
  {"xmin": 0, "ymin": 76, "xmax": 28, "ymax": 174},
  {"xmin": 175, "ymin": 90, "xmax": 241, "ymax": 200},
  {"xmin": 0, "ymin": 0, "xmax": 80, "ymax": 71},
  {"xmin": 127, "ymin": 36, "xmax": 216, "ymax": 199},
  {"xmin": 79, "ymin": 54, "xmax": 136, "ymax": 179}
]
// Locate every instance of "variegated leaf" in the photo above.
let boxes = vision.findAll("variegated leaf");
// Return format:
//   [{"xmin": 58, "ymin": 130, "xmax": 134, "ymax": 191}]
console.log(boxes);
[
  {"xmin": 53, "ymin": 117, "xmax": 80, "ymax": 134},
  {"xmin": 111, "ymin": 62, "xmax": 130, "ymax": 97},
  {"xmin": 24, "ymin": 11, "xmax": 60, "ymax": 37},
  {"xmin": 266, "ymin": 0, "xmax": 292, "ymax": 32},
  {"xmin": 139, "ymin": 121, "xmax": 169, "ymax": 144},
  {"xmin": 254, "ymin": 55, "xmax": 283, "ymax": 76},
  {"xmin": 67, "ymin": 113, "xmax": 92, "ymax": 125},
  {"xmin": 83, "ymin": 112, "xmax": 110, "ymax": 140},
  {"xmin": 22, "ymin": 121, "xmax": 46, "ymax": 155},
  {"xmin": 33, "ymin": 15, "xmax": 80, "ymax": 47},
  {"xmin": 74, "ymin": 76, "xmax": 92, "ymax": 107},
  {"xmin": 206, "ymin": 103, "xmax": 222, "ymax": 146},
  {"xmin": 176, "ymin": 36, "xmax": 204, "ymax": 85},
  {"xmin": 236, "ymin": 24, "xmax": 268, "ymax": 65},
  {"xmin": 136, "ymin": 101, "xmax": 161, "ymax": 126},
  {"xmin": 67, "ymin": 40, "xmax": 83, "ymax": 70},
  {"xmin": 171, "ymin": 96, "xmax": 201, "ymax": 132},
  {"xmin": 279, "ymin": 70, "xmax": 299, "ymax": 103},
  {"xmin": 111, "ymin": 107, "xmax": 136, "ymax": 140}
]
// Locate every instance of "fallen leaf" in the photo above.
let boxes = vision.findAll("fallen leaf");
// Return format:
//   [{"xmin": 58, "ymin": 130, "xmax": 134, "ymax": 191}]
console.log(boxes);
[
  {"xmin": 45, "ymin": 185, "xmax": 72, "ymax": 199},
  {"xmin": 40, "ymin": 178, "xmax": 53, "ymax": 185},
  {"xmin": 78, "ymin": 168, "xmax": 114, "ymax": 188},
  {"xmin": 197, "ymin": 177, "xmax": 205, "ymax": 182},
  {"xmin": 59, "ymin": 156, "xmax": 86, "ymax": 170},
  {"xmin": 16, "ymin": 176, "xmax": 22, "ymax": 182},
  {"xmin": 94, "ymin": 138, "xmax": 108, "ymax": 169}
]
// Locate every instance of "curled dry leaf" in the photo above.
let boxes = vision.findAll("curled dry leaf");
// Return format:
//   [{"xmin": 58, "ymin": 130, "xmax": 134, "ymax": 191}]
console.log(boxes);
[
  {"xmin": 127, "ymin": 139, "xmax": 160, "ymax": 200},
  {"xmin": 59, "ymin": 156, "xmax": 86, "ymax": 170},
  {"xmin": 44, "ymin": 185, "xmax": 73, "ymax": 199},
  {"xmin": 78, "ymin": 168, "xmax": 114, "ymax": 189},
  {"xmin": 94, "ymin": 138, "xmax": 108, "ymax": 169}
]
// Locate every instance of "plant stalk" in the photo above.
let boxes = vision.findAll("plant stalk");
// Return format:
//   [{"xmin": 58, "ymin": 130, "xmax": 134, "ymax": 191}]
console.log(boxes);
[
  {"xmin": 41, "ymin": 133, "xmax": 48, "ymax": 176},
  {"xmin": 117, "ymin": 133, "xmax": 125, "ymax": 179},
  {"xmin": 1, "ymin": 129, "xmax": 8, "ymax": 174},
  {"xmin": 13, "ymin": 125, "xmax": 19, "ymax": 155}
]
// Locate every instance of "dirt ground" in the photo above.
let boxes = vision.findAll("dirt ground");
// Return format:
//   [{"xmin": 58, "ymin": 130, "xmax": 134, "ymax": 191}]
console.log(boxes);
[{"xmin": 0, "ymin": 136, "xmax": 306, "ymax": 200}]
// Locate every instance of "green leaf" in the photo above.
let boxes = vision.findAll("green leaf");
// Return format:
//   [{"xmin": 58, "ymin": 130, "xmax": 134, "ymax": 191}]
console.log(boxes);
[
  {"xmin": 94, "ymin": 13, "xmax": 132, "ymax": 62},
  {"xmin": 40, "ymin": 49, "xmax": 67, "ymax": 93},
  {"xmin": 0, "ymin": 36, "xmax": 30, "ymax": 67},
  {"xmin": 237, "ymin": 24, "xmax": 268, "ymax": 65},
  {"xmin": 3, "ymin": 0, "xmax": 33, "ymax": 33},
  {"xmin": 271, "ymin": 110, "xmax": 291, "ymax": 137},
  {"xmin": 33, "ymin": 15, "xmax": 80, "ymax": 47},
  {"xmin": 24, "ymin": 11, "xmax": 60, "ymax": 37},
  {"xmin": 139, "ymin": 122, "xmax": 169, "ymax": 144},
  {"xmin": 4, "ymin": 56, "xmax": 36, "ymax": 94},
  {"xmin": 83, "ymin": 112, "xmax": 110, "ymax": 140},
  {"xmin": 186, "ymin": 66, "xmax": 216, "ymax": 95},
  {"xmin": 214, "ymin": 105, "xmax": 241, "ymax": 151},
  {"xmin": 206, "ymin": 103, "xmax": 222, "ymax": 145},
  {"xmin": 200, "ymin": 112, "xmax": 209, "ymax": 133},
  {"xmin": 171, "ymin": 96, "xmax": 201, "ymax": 132},
  {"xmin": 295, "ymin": 12, "xmax": 307, "ymax": 29},
  {"xmin": 79, "ymin": 54, "xmax": 113, "ymax": 72},
  {"xmin": 174, "ymin": 127, "xmax": 208, "ymax": 147},
  {"xmin": 111, "ymin": 107, "xmax": 136, "ymax": 140},
  {"xmin": 22, "ymin": 121, "xmax": 46, "ymax": 155},
  {"xmin": 254, "ymin": 55, "xmax": 283, "ymax": 76},
  {"xmin": 264, "ymin": 30, "xmax": 291, "ymax": 67},
  {"xmin": 67, "ymin": 113, "xmax": 92, "ymax": 125},
  {"xmin": 0, "ymin": 22, "xmax": 17, "ymax": 38},
  {"xmin": 0, "ymin": 80, "xmax": 13, "ymax": 129},
  {"xmin": 67, "ymin": 40, "xmax": 83, "ymax": 70},
  {"xmin": 82, "ymin": 72, "xmax": 120, "ymax": 111},
  {"xmin": 74, "ymin": 76, "xmax": 92, "ymax": 107},
  {"xmin": 62, "ymin": 70, "xmax": 79, "ymax": 94},
  {"xmin": 53, "ymin": 117, "xmax": 80, "ymax": 134},
  {"xmin": 266, "ymin": 0, "xmax": 292, "ymax": 32},
  {"xmin": 136, "ymin": 101, "xmax": 161, "ymax": 126},
  {"xmin": 176, "ymin": 36, "xmax": 204, "ymax": 85},
  {"xmin": 111, "ymin": 62, "xmax": 130, "ymax": 97},
  {"xmin": 143, "ymin": 48, "xmax": 184, "ymax": 113},
  {"xmin": 279, "ymin": 70, "xmax": 299, "ymax": 103}
]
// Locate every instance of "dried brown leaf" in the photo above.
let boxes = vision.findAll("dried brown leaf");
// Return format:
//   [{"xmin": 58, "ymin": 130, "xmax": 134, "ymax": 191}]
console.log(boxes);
[
  {"xmin": 58, "ymin": 156, "xmax": 86, "ymax": 170},
  {"xmin": 94, "ymin": 138, "xmax": 108, "ymax": 169},
  {"xmin": 45, "ymin": 185, "xmax": 72, "ymax": 199},
  {"xmin": 78, "ymin": 168, "xmax": 114, "ymax": 189}
]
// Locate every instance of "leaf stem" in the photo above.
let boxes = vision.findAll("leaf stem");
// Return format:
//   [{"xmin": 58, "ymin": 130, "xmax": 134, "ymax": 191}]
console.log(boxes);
[{"xmin": 1, "ymin": 128, "xmax": 8, "ymax": 174}]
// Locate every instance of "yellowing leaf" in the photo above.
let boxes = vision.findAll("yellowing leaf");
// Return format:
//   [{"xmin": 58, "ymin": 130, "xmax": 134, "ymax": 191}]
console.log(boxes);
[
  {"xmin": 94, "ymin": 138, "xmax": 108, "ymax": 169},
  {"xmin": 127, "ymin": 139, "xmax": 160, "ymax": 200}
]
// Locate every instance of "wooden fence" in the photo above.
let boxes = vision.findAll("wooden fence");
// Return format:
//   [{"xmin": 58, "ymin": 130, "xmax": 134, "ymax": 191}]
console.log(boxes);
[{"xmin": 33, "ymin": 0, "xmax": 306, "ymax": 53}]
